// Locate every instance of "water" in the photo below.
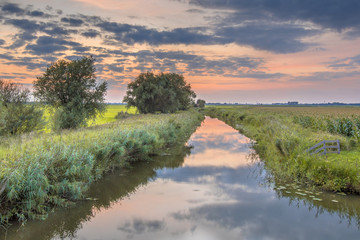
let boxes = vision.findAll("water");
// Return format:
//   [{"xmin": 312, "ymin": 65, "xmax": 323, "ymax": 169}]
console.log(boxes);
[{"xmin": 2, "ymin": 117, "xmax": 360, "ymax": 239}]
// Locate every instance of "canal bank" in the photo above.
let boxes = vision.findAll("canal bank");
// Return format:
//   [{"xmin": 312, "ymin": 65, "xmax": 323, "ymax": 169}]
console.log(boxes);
[{"xmin": 2, "ymin": 117, "xmax": 360, "ymax": 240}]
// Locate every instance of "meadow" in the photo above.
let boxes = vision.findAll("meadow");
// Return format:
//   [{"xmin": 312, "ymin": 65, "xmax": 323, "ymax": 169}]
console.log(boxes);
[
  {"xmin": 39, "ymin": 105, "xmax": 138, "ymax": 132},
  {"xmin": 205, "ymin": 105, "xmax": 360, "ymax": 193},
  {"xmin": 0, "ymin": 107, "xmax": 203, "ymax": 224}
]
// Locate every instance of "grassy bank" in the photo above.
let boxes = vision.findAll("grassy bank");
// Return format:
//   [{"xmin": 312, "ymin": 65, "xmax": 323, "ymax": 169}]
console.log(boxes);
[
  {"xmin": 205, "ymin": 106, "xmax": 360, "ymax": 193},
  {"xmin": 0, "ymin": 110, "xmax": 203, "ymax": 224}
]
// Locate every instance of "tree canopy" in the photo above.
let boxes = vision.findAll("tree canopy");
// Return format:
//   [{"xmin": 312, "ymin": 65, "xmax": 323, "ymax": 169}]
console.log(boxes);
[
  {"xmin": 33, "ymin": 56, "xmax": 107, "ymax": 129},
  {"xmin": 123, "ymin": 72, "xmax": 196, "ymax": 113},
  {"xmin": 0, "ymin": 79, "xmax": 43, "ymax": 135}
]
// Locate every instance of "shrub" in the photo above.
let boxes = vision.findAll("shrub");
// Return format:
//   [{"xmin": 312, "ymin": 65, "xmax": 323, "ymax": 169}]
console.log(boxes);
[{"xmin": 0, "ymin": 79, "xmax": 44, "ymax": 135}]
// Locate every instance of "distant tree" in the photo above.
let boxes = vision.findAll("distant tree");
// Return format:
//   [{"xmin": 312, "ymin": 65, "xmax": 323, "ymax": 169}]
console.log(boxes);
[
  {"xmin": 123, "ymin": 72, "xmax": 196, "ymax": 113},
  {"xmin": 196, "ymin": 99, "xmax": 206, "ymax": 108},
  {"xmin": 33, "ymin": 56, "xmax": 107, "ymax": 130},
  {"xmin": 0, "ymin": 79, "xmax": 44, "ymax": 135}
]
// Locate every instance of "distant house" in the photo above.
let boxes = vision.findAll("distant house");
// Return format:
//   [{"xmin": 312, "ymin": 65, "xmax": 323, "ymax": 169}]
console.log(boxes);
[{"xmin": 288, "ymin": 101, "xmax": 299, "ymax": 105}]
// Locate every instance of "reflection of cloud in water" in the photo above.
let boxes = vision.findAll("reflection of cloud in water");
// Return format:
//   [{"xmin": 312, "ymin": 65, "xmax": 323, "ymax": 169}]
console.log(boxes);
[
  {"xmin": 117, "ymin": 218, "xmax": 165, "ymax": 234},
  {"xmin": 187, "ymin": 117, "xmax": 252, "ymax": 155},
  {"xmin": 171, "ymin": 196, "xmax": 359, "ymax": 240},
  {"xmin": 184, "ymin": 148, "xmax": 257, "ymax": 168},
  {"xmin": 157, "ymin": 164, "xmax": 264, "ymax": 192}
]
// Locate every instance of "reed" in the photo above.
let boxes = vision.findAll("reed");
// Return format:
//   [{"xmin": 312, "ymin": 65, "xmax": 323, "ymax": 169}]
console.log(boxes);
[
  {"xmin": 0, "ymin": 110, "xmax": 203, "ymax": 224},
  {"xmin": 205, "ymin": 106, "xmax": 360, "ymax": 194}
]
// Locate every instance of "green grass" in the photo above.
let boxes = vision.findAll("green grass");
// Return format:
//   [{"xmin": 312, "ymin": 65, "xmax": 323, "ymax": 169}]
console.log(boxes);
[
  {"xmin": 0, "ymin": 109, "xmax": 203, "ymax": 224},
  {"xmin": 41, "ymin": 105, "xmax": 138, "ymax": 132},
  {"xmin": 89, "ymin": 105, "xmax": 137, "ymax": 125},
  {"xmin": 205, "ymin": 106, "xmax": 360, "ymax": 193}
]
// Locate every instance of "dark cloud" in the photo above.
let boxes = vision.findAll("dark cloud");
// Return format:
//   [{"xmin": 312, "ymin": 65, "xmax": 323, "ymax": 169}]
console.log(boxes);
[
  {"xmin": 1, "ymin": 3, "xmax": 25, "ymax": 15},
  {"xmin": 117, "ymin": 219, "xmax": 165, "ymax": 235},
  {"xmin": 61, "ymin": 17, "xmax": 84, "ymax": 27},
  {"xmin": 41, "ymin": 24, "xmax": 72, "ymax": 36},
  {"xmin": 5, "ymin": 19, "xmax": 41, "ymax": 31},
  {"xmin": 216, "ymin": 24, "xmax": 319, "ymax": 53},
  {"xmin": 188, "ymin": 0, "xmax": 360, "ymax": 31},
  {"xmin": 8, "ymin": 32, "xmax": 38, "ymax": 49},
  {"xmin": 0, "ymin": 39, "xmax": 5, "ymax": 45},
  {"xmin": 29, "ymin": 10, "xmax": 45, "ymax": 17},
  {"xmin": 0, "ymin": 53, "xmax": 15, "ymax": 60},
  {"xmin": 97, "ymin": 20, "xmax": 220, "ymax": 45},
  {"xmin": 1, "ymin": 2, "xmax": 323, "ymax": 54},
  {"xmin": 73, "ymin": 46, "xmax": 91, "ymax": 52},
  {"xmin": 7, "ymin": 57, "xmax": 47, "ymax": 70},
  {"xmin": 186, "ymin": 8, "xmax": 206, "ymax": 14},
  {"xmin": 25, "ymin": 36, "xmax": 81, "ymax": 55},
  {"xmin": 108, "ymin": 65, "xmax": 124, "ymax": 73},
  {"xmin": 81, "ymin": 30, "xmax": 101, "ymax": 38}
]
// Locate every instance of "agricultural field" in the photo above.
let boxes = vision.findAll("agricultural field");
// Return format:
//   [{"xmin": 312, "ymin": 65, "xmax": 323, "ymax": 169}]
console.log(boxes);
[
  {"xmin": 205, "ymin": 105, "xmax": 360, "ymax": 193},
  {"xmin": 40, "ymin": 105, "xmax": 138, "ymax": 132}
]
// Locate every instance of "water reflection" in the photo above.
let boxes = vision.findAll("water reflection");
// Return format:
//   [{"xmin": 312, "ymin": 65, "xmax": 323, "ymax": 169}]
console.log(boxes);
[{"xmin": 2, "ymin": 117, "xmax": 360, "ymax": 239}]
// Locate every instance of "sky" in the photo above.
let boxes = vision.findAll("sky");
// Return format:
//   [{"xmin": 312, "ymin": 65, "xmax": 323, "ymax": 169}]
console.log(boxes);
[{"xmin": 0, "ymin": 0, "xmax": 360, "ymax": 103}]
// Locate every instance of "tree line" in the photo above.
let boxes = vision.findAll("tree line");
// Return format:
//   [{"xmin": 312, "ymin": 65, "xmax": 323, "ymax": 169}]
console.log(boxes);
[{"xmin": 0, "ymin": 56, "xmax": 205, "ymax": 136}]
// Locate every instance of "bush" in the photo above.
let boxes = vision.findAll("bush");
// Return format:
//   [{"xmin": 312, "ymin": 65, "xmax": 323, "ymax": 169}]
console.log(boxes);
[
  {"xmin": 115, "ymin": 111, "xmax": 131, "ymax": 119},
  {"xmin": 0, "ymin": 79, "xmax": 44, "ymax": 135}
]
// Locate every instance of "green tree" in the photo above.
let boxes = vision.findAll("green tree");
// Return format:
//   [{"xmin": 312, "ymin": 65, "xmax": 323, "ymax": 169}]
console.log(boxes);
[
  {"xmin": 196, "ymin": 99, "xmax": 206, "ymax": 108},
  {"xmin": 33, "ymin": 56, "xmax": 107, "ymax": 129},
  {"xmin": 0, "ymin": 79, "xmax": 44, "ymax": 135},
  {"xmin": 123, "ymin": 72, "xmax": 196, "ymax": 113}
]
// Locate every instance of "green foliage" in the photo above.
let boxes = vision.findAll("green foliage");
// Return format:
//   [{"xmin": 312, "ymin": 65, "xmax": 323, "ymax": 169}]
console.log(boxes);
[
  {"xmin": 33, "ymin": 56, "xmax": 107, "ymax": 130},
  {"xmin": 0, "ymin": 110, "xmax": 203, "ymax": 223},
  {"xmin": 0, "ymin": 79, "xmax": 44, "ymax": 135},
  {"xmin": 123, "ymin": 72, "xmax": 196, "ymax": 113},
  {"xmin": 294, "ymin": 115, "xmax": 360, "ymax": 138},
  {"xmin": 115, "ymin": 111, "xmax": 131, "ymax": 119},
  {"xmin": 195, "ymin": 99, "xmax": 206, "ymax": 108}
]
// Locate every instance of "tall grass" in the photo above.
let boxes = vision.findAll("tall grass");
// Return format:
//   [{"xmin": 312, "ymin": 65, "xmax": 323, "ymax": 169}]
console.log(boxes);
[
  {"xmin": 205, "ymin": 106, "xmax": 360, "ymax": 194},
  {"xmin": 0, "ymin": 110, "xmax": 203, "ymax": 224}
]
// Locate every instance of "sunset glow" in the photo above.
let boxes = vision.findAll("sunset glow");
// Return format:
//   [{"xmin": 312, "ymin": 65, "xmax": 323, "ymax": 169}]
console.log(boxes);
[{"xmin": 1, "ymin": 0, "xmax": 360, "ymax": 103}]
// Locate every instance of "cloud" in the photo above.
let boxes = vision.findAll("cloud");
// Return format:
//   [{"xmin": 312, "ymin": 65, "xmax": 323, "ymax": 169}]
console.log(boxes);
[
  {"xmin": 5, "ymin": 19, "xmax": 41, "ymax": 31},
  {"xmin": 6, "ymin": 57, "xmax": 48, "ymax": 70},
  {"xmin": 117, "ymin": 219, "xmax": 165, "ymax": 234},
  {"xmin": 81, "ymin": 30, "xmax": 101, "ymax": 38},
  {"xmin": 291, "ymin": 71, "xmax": 360, "ymax": 82},
  {"xmin": 0, "ymin": 2, "xmax": 322, "ymax": 54},
  {"xmin": 327, "ymin": 54, "xmax": 360, "ymax": 69},
  {"xmin": 188, "ymin": 0, "xmax": 360, "ymax": 31},
  {"xmin": 97, "ymin": 19, "xmax": 218, "ymax": 46},
  {"xmin": 215, "ymin": 24, "xmax": 319, "ymax": 53},
  {"xmin": 1, "ymin": 3, "xmax": 25, "ymax": 15},
  {"xmin": 61, "ymin": 17, "xmax": 84, "ymax": 27},
  {"xmin": 25, "ymin": 36, "xmax": 81, "ymax": 55},
  {"xmin": 186, "ymin": 8, "xmax": 206, "ymax": 14},
  {"xmin": 28, "ymin": 10, "xmax": 45, "ymax": 17}
]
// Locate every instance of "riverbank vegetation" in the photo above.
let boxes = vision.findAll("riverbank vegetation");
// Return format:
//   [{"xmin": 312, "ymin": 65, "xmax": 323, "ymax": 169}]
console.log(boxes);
[
  {"xmin": 0, "ymin": 110, "xmax": 203, "ymax": 224},
  {"xmin": 205, "ymin": 106, "xmax": 360, "ymax": 193},
  {"xmin": 1, "ymin": 56, "xmax": 204, "ymax": 225}
]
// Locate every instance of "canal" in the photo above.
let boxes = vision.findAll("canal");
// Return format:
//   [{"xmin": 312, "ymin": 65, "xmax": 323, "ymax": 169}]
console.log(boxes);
[{"xmin": 2, "ymin": 117, "xmax": 360, "ymax": 239}]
